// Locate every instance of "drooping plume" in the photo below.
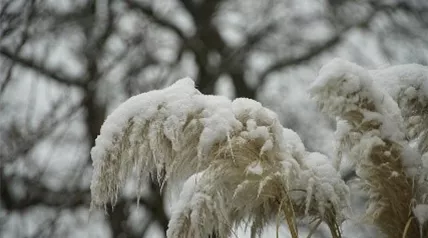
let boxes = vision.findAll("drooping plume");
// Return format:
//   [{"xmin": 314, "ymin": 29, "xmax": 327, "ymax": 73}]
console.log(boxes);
[
  {"xmin": 310, "ymin": 58, "xmax": 428, "ymax": 238},
  {"xmin": 90, "ymin": 77, "xmax": 349, "ymax": 238}
]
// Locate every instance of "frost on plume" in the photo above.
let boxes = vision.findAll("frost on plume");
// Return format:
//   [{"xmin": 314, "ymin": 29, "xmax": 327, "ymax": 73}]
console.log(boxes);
[{"xmin": 90, "ymin": 78, "xmax": 348, "ymax": 238}]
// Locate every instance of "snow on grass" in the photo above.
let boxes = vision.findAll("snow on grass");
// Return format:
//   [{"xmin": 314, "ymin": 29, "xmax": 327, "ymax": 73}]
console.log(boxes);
[
  {"xmin": 91, "ymin": 77, "xmax": 349, "ymax": 238},
  {"xmin": 310, "ymin": 58, "xmax": 428, "ymax": 238}
]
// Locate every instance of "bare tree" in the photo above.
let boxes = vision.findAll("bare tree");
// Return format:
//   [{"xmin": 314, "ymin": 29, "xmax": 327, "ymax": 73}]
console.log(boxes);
[{"xmin": 1, "ymin": 0, "xmax": 427, "ymax": 237}]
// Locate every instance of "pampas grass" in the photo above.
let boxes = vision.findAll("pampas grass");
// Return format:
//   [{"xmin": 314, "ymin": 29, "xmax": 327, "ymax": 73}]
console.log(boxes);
[
  {"xmin": 90, "ymin": 60, "xmax": 427, "ymax": 238},
  {"xmin": 311, "ymin": 58, "xmax": 428, "ymax": 238},
  {"xmin": 90, "ymin": 78, "xmax": 349, "ymax": 238}
]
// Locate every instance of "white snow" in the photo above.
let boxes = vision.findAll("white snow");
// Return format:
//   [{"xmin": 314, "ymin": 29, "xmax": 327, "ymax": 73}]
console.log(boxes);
[
  {"xmin": 89, "ymin": 71, "xmax": 364, "ymax": 237},
  {"xmin": 91, "ymin": 77, "xmax": 199, "ymax": 167},
  {"xmin": 370, "ymin": 64, "xmax": 428, "ymax": 101},
  {"xmin": 89, "ymin": 59, "xmax": 428, "ymax": 238},
  {"xmin": 298, "ymin": 152, "xmax": 349, "ymax": 217},
  {"xmin": 400, "ymin": 145, "xmax": 422, "ymax": 177},
  {"xmin": 310, "ymin": 59, "xmax": 428, "ymax": 238},
  {"xmin": 413, "ymin": 204, "xmax": 428, "ymax": 225},
  {"xmin": 91, "ymin": 76, "xmax": 303, "ymax": 210},
  {"xmin": 371, "ymin": 64, "xmax": 428, "ymax": 153},
  {"xmin": 170, "ymin": 171, "xmax": 205, "ymax": 213},
  {"xmin": 310, "ymin": 58, "xmax": 406, "ymax": 143},
  {"xmin": 246, "ymin": 161, "xmax": 264, "ymax": 175},
  {"xmin": 196, "ymin": 94, "xmax": 243, "ymax": 158},
  {"xmin": 282, "ymin": 128, "xmax": 306, "ymax": 153}
]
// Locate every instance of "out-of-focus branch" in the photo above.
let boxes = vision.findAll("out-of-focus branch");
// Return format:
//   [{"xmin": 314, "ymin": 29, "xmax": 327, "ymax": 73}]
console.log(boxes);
[
  {"xmin": 127, "ymin": 0, "xmax": 225, "ymax": 95},
  {"xmin": 126, "ymin": 0, "xmax": 259, "ymax": 99},
  {"xmin": 31, "ymin": 211, "xmax": 62, "ymax": 238},
  {"xmin": 0, "ymin": 0, "xmax": 13, "ymax": 18},
  {"xmin": 0, "ymin": 173, "xmax": 90, "ymax": 210},
  {"xmin": 257, "ymin": 2, "xmax": 403, "ymax": 86},
  {"xmin": 258, "ymin": 33, "xmax": 342, "ymax": 84},
  {"xmin": 219, "ymin": 22, "xmax": 278, "ymax": 73},
  {"xmin": 1, "ymin": 167, "xmax": 169, "ymax": 237},
  {"xmin": 0, "ymin": 47, "xmax": 85, "ymax": 87},
  {"xmin": 0, "ymin": 0, "xmax": 35, "ymax": 95},
  {"xmin": 178, "ymin": 0, "xmax": 198, "ymax": 19},
  {"xmin": 0, "ymin": 0, "xmax": 26, "ymax": 39},
  {"xmin": 125, "ymin": 0, "xmax": 187, "ymax": 40},
  {"xmin": 82, "ymin": 0, "xmax": 112, "ymax": 145},
  {"xmin": 368, "ymin": 0, "xmax": 428, "ymax": 15},
  {"xmin": 1, "ymin": 98, "xmax": 83, "ymax": 164}
]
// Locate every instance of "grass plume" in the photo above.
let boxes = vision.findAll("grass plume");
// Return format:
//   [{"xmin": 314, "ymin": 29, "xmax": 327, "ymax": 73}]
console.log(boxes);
[
  {"xmin": 90, "ymin": 78, "xmax": 349, "ymax": 238},
  {"xmin": 311, "ymin": 58, "xmax": 428, "ymax": 238}
]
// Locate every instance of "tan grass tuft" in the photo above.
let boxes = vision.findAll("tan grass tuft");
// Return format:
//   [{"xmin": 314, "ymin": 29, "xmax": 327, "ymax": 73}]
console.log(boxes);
[
  {"xmin": 91, "ymin": 78, "xmax": 349, "ymax": 238},
  {"xmin": 310, "ymin": 59, "xmax": 428, "ymax": 238},
  {"xmin": 338, "ymin": 102, "xmax": 420, "ymax": 238}
]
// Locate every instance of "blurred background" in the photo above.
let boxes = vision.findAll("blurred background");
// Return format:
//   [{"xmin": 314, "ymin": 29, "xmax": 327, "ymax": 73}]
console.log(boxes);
[{"xmin": 1, "ymin": 0, "xmax": 427, "ymax": 237}]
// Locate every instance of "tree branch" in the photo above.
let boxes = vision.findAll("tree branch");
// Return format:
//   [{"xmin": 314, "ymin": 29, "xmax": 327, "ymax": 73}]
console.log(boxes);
[
  {"xmin": 125, "ymin": 0, "xmax": 187, "ymax": 40},
  {"xmin": 257, "ymin": 7, "xmax": 382, "ymax": 86},
  {"xmin": 0, "ymin": 0, "xmax": 35, "ymax": 95},
  {"xmin": 219, "ymin": 22, "xmax": 278, "ymax": 74},
  {"xmin": 0, "ymin": 47, "xmax": 86, "ymax": 87},
  {"xmin": 178, "ymin": 0, "xmax": 198, "ymax": 19},
  {"xmin": 258, "ymin": 33, "xmax": 342, "ymax": 84},
  {"xmin": 0, "ymin": 173, "xmax": 90, "ymax": 210}
]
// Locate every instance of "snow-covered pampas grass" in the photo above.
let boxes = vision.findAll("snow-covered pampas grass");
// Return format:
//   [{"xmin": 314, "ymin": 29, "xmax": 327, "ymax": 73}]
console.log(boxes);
[
  {"xmin": 370, "ymin": 64, "xmax": 428, "ymax": 154},
  {"xmin": 310, "ymin": 58, "xmax": 428, "ymax": 238},
  {"xmin": 90, "ymin": 78, "xmax": 349, "ymax": 238}
]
